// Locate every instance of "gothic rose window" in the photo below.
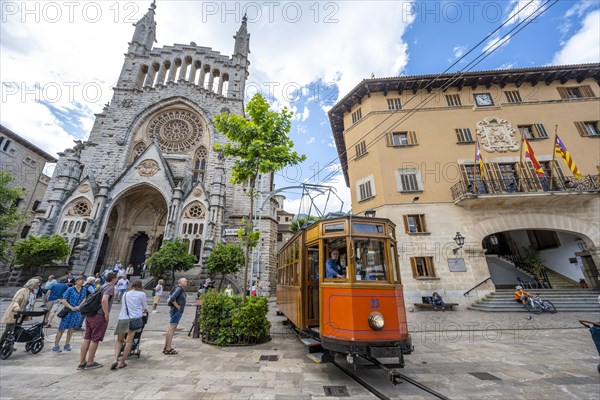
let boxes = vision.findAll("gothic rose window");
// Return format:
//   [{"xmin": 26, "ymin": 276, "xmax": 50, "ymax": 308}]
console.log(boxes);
[
  {"xmin": 184, "ymin": 202, "xmax": 206, "ymax": 219},
  {"xmin": 147, "ymin": 110, "xmax": 204, "ymax": 152},
  {"xmin": 69, "ymin": 200, "xmax": 91, "ymax": 216}
]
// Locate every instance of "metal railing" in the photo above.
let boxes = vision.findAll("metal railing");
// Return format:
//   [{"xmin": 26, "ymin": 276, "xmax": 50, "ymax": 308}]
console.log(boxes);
[
  {"xmin": 451, "ymin": 174, "xmax": 600, "ymax": 201},
  {"xmin": 486, "ymin": 244, "xmax": 552, "ymax": 288},
  {"xmin": 463, "ymin": 276, "xmax": 492, "ymax": 296}
]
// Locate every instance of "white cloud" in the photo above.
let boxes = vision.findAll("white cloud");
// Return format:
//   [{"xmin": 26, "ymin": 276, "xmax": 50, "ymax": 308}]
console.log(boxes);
[
  {"xmin": 292, "ymin": 106, "xmax": 310, "ymax": 122},
  {"xmin": 452, "ymin": 45, "xmax": 467, "ymax": 59},
  {"xmin": 306, "ymin": 137, "xmax": 315, "ymax": 145},
  {"xmin": 482, "ymin": 35, "xmax": 512, "ymax": 54},
  {"xmin": 552, "ymin": 9, "xmax": 600, "ymax": 65},
  {"xmin": 565, "ymin": 0, "xmax": 599, "ymax": 18},
  {"xmin": 506, "ymin": 0, "xmax": 542, "ymax": 26}
]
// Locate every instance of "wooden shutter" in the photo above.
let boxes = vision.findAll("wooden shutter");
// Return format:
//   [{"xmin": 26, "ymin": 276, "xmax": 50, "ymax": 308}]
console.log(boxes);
[
  {"xmin": 580, "ymin": 85, "xmax": 595, "ymax": 98},
  {"xmin": 386, "ymin": 132, "xmax": 393, "ymax": 146},
  {"xmin": 408, "ymin": 131, "xmax": 418, "ymax": 145},
  {"xmin": 574, "ymin": 121, "xmax": 589, "ymax": 137},
  {"xmin": 557, "ymin": 87, "xmax": 569, "ymax": 99},
  {"xmin": 402, "ymin": 215, "xmax": 409, "ymax": 233},
  {"xmin": 489, "ymin": 162, "xmax": 504, "ymax": 193},
  {"xmin": 522, "ymin": 160, "xmax": 544, "ymax": 191},
  {"xmin": 551, "ymin": 160, "xmax": 567, "ymax": 181},
  {"xmin": 410, "ymin": 257, "xmax": 418, "ymax": 277},
  {"xmin": 535, "ymin": 123, "xmax": 548, "ymax": 138}
]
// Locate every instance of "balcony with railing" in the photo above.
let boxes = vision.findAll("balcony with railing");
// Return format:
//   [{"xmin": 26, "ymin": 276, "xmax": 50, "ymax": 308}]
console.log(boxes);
[{"xmin": 451, "ymin": 175, "xmax": 600, "ymax": 208}]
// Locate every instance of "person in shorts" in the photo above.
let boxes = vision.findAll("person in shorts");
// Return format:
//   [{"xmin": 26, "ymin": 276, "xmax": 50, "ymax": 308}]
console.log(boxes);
[
  {"xmin": 163, "ymin": 278, "xmax": 187, "ymax": 355},
  {"xmin": 44, "ymin": 278, "xmax": 69, "ymax": 327},
  {"xmin": 152, "ymin": 279, "xmax": 164, "ymax": 313},
  {"xmin": 78, "ymin": 272, "xmax": 117, "ymax": 370}
]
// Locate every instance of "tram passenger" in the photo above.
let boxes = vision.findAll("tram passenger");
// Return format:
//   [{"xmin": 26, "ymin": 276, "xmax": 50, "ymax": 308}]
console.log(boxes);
[{"xmin": 326, "ymin": 250, "xmax": 346, "ymax": 279}]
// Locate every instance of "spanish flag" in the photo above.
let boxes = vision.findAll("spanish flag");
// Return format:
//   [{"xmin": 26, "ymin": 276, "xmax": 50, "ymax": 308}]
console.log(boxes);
[
  {"xmin": 475, "ymin": 140, "xmax": 485, "ymax": 180},
  {"xmin": 523, "ymin": 137, "xmax": 544, "ymax": 177},
  {"xmin": 555, "ymin": 134, "xmax": 582, "ymax": 178}
]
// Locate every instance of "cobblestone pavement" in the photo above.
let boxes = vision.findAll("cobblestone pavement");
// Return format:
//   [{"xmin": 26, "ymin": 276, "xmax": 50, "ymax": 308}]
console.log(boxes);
[{"xmin": 0, "ymin": 294, "xmax": 598, "ymax": 399}]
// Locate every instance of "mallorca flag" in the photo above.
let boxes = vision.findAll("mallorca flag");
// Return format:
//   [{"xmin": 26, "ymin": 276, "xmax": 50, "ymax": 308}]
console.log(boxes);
[
  {"xmin": 555, "ymin": 134, "xmax": 582, "ymax": 178},
  {"xmin": 523, "ymin": 137, "xmax": 545, "ymax": 177},
  {"xmin": 476, "ymin": 140, "xmax": 485, "ymax": 180}
]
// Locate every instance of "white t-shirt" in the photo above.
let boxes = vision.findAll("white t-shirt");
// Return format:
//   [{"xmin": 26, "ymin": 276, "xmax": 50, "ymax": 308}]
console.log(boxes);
[
  {"xmin": 116, "ymin": 278, "xmax": 129, "ymax": 290},
  {"xmin": 154, "ymin": 284, "xmax": 163, "ymax": 296},
  {"xmin": 118, "ymin": 290, "xmax": 148, "ymax": 320}
]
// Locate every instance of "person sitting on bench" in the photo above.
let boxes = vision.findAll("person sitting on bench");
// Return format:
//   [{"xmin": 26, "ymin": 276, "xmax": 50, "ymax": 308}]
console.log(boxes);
[{"xmin": 432, "ymin": 292, "xmax": 445, "ymax": 311}]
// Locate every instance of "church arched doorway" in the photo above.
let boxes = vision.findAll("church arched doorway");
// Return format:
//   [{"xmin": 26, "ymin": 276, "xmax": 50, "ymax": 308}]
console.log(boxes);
[{"xmin": 101, "ymin": 185, "xmax": 168, "ymax": 272}]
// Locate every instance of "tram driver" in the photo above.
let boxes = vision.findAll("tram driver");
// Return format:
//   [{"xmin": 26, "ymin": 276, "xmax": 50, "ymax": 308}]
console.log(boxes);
[{"xmin": 326, "ymin": 250, "xmax": 346, "ymax": 279}]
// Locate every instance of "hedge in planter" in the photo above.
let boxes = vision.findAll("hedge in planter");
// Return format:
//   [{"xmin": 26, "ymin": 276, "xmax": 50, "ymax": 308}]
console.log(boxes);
[{"xmin": 199, "ymin": 291, "xmax": 270, "ymax": 346}]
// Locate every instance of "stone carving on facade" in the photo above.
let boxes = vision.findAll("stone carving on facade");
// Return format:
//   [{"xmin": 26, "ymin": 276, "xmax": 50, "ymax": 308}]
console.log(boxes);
[
  {"xmin": 476, "ymin": 116, "xmax": 519, "ymax": 152},
  {"xmin": 147, "ymin": 110, "xmax": 204, "ymax": 152},
  {"xmin": 79, "ymin": 183, "xmax": 90, "ymax": 193},
  {"xmin": 192, "ymin": 187, "xmax": 203, "ymax": 197},
  {"xmin": 121, "ymin": 99, "xmax": 134, "ymax": 108},
  {"xmin": 136, "ymin": 159, "xmax": 160, "ymax": 176}
]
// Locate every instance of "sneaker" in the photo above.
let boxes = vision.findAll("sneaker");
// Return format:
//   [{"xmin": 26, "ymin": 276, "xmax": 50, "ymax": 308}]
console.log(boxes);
[
  {"xmin": 152, "ymin": 310, "xmax": 157, "ymax": 313},
  {"xmin": 51, "ymin": 346, "xmax": 62, "ymax": 353},
  {"xmin": 64, "ymin": 344, "xmax": 72, "ymax": 351},
  {"xmin": 84, "ymin": 362, "xmax": 103, "ymax": 370}
]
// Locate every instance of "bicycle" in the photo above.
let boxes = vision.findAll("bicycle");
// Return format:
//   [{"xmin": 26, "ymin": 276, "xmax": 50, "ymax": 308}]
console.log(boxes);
[{"xmin": 524, "ymin": 294, "xmax": 556, "ymax": 314}]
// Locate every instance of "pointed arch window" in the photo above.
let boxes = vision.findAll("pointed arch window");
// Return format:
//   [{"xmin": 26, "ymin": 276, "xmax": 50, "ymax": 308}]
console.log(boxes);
[
  {"xmin": 192, "ymin": 146, "xmax": 208, "ymax": 185},
  {"xmin": 132, "ymin": 142, "xmax": 147, "ymax": 161}
]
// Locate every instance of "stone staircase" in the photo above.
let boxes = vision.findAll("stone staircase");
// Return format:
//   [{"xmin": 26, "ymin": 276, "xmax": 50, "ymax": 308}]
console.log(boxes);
[
  {"xmin": 469, "ymin": 289, "xmax": 600, "ymax": 312},
  {"xmin": 544, "ymin": 269, "xmax": 580, "ymax": 289}
]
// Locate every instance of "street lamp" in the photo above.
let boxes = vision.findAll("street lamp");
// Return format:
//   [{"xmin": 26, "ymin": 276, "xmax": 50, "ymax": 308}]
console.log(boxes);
[
  {"xmin": 452, "ymin": 232, "xmax": 465, "ymax": 255},
  {"xmin": 364, "ymin": 210, "xmax": 376, "ymax": 218}
]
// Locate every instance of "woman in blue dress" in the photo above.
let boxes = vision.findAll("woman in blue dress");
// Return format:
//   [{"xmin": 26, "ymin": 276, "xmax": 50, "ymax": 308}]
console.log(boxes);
[{"xmin": 51, "ymin": 276, "xmax": 87, "ymax": 352}]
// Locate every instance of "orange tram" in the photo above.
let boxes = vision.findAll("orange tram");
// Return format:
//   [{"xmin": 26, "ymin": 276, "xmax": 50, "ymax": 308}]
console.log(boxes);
[{"xmin": 276, "ymin": 214, "xmax": 413, "ymax": 377}]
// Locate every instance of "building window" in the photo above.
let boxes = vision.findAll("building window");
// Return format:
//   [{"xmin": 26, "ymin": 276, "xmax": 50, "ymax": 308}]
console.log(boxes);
[
  {"xmin": 575, "ymin": 121, "xmax": 600, "ymax": 137},
  {"xmin": 32, "ymin": 201, "xmax": 41, "ymax": 211},
  {"xmin": 411, "ymin": 256, "xmax": 435, "ymax": 278},
  {"xmin": 455, "ymin": 128, "xmax": 474, "ymax": 143},
  {"xmin": 2, "ymin": 139, "xmax": 11, "ymax": 152},
  {"xmin": 387, "ymin": 131, "xmax": 418, "ymax": 147},
  {"xmin": 277, "ymin": 233, "xmax": 283, "ymax": 242},
  {"xmin": 351, "ymin": 108, "xmax": 362, "ymax": 125},
  {"xmin": 20, "ymin": 225, "xmax": 31, "ymax": 239},
  {"xmin": 518, "ymin": 123, "xmax": 548, "ymax": 139},
  {"xmin": 387, "ymin": 98, "xmax": 402, "ymax": 110},
  {"xmin": 397, "ymin": 169, "xmax": 422, "ymax": 192},
  {"xmin": 192, "ymin": 146, "xmax": 208, "ymax": 184},
  {"xmin": 403, "ymin": 215, "xmax": 427, "ymax": 233},
  {"xmin": 504, "ymin": 90, "xmax": 522, "ymax": 103},
  {"xmin": 445, "ymin": 94, "xmax": 461, "ymax": 107},
  {"xmin": 358, "ymin": 181, "xmax": 373, "ymax": 201},
  {"xmin": 355, "ymin": 140, "xmax": 367, "ymax": 159},
  {"xmin": 557, "ymin": 85, "xmax": 595, "ymax": 99}
]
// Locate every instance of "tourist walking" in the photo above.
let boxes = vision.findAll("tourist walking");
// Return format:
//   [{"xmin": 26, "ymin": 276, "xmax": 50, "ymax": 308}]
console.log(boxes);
[
  {"xmin": 152, "ymin": 279, "xmax": 164, "ymax": 313},
  {"xmin": 1, "ymin": 278, "xmax": 40, "ymax": 343},
  {"xmin": 78, "ymin": 272, "xmax": 117, "ymax": 370},
  {"xmin": 116, "ymin": 276, "xmax": 130, "ymax": 302},
  {"xmin": 42, "ymin": 275, "xmax": 57, "ymax": 305},
  {"xmin": 163, "ymin": 277, "xmax": 187, "ymax": 355},
  {"xmin": 52, "ymin": 276, "xmax": 87, "ymax": 352},
  {"xmin": 45, "ymin": 278, "xmax": 69, "ymax": 327},
  {"xmin": 111, "ymin": 280, "xmax": 148, "ymax": 370}
]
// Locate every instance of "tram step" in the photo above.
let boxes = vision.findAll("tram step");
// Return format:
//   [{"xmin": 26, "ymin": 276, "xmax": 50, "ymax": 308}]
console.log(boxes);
[
  {"xmin": 300, "ymin": 337, "xmax": 321, "ymax": 347},
  {"xmin": 307, "ymin": 352, "xmax": 333, "ymax": 363}
]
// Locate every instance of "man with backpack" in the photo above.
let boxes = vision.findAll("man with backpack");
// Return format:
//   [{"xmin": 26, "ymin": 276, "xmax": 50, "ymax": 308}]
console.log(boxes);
[
  {"xmin": 163, "ymin": 277, "xmax": 188, "ymax": 355},
  {"xmin": 78, "ymin": 272, "xmax": 117, "ymax": 370}
]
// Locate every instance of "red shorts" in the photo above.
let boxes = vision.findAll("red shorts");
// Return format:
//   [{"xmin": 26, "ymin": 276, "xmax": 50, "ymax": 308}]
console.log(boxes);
[{"xmin": 84, "ymin": 314, "xmax": 109, "ymax": 342}]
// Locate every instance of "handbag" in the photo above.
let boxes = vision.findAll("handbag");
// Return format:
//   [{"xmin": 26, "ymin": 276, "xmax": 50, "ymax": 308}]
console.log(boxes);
[
  {"xmin": 57, "ymin": 307, "xmax": 70, "ymax": 319},
  {"xmin": 123, "ymin": 292, "xmax": 144, "ymax": 331}
]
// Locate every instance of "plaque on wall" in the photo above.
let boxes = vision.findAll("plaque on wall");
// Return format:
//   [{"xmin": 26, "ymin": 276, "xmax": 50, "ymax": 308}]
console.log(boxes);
[{"xmin": 448, "ymin": 258, "xmax": 467, "ymax": 272}]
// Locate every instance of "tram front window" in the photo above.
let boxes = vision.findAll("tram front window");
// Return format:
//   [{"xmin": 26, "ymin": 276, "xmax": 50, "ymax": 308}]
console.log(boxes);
[
  {"xmin": 325, "ymin": 239, "xmax": 347, "ymax": 281},
  {"xmin": 355, "ymin": 239, "xmax": 388, "ymax": 281}
]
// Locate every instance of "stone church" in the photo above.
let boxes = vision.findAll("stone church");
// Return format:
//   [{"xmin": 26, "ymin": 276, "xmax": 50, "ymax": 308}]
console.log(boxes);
[{"xmin": 32, "ymin": 2, "xmax": 278, "ymax": 293}]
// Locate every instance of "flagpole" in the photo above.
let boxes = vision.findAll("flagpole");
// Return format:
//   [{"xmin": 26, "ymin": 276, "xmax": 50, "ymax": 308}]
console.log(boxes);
[
  {"xmin": 473, "ymin": 140, "xmax": 478, "ymax": 193},
  {"xmin": 518, "ymin": 131, "xmax": 524, "ymax": 192},
  {"xmin": 550, "ymin": 125, "xmax": 558, "ymax": 190}
]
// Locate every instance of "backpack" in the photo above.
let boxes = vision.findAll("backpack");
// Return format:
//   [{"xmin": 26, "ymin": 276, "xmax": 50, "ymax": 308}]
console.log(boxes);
[
  {"xmin": 79, "ymin": 287, "xmax": 103, "ymax": 316},
  {"xmin": 167, "ymin": 286, "xmax": 181, "ymax": 307}
]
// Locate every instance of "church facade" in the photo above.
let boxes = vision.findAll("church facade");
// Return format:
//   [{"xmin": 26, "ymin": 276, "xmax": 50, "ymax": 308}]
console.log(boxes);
[{"xmin": 32, "ymin": 3, "xmax": 278, "ymax": 293}]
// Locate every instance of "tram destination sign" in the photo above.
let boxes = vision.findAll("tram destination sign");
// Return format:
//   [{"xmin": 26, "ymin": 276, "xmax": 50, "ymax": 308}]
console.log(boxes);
[{"xmin": 448, "ymin": 258, "xmax": 467, "ymax": 272}]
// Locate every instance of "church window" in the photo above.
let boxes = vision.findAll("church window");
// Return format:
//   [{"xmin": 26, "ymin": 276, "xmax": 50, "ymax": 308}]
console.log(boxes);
[
  {"xmin": 192, "ymin": 146, "xmax": 208, "ymax": 184},
  {"xmin": 187, "ymin": 204, "xmax": 206, "ymax": 219},
  {"xmin": 81, "ymin": 221, "xmax": 87, "ymax": 233},
  {"xmin": 62, "ymin": 221, "xmax": 68, "ymax": 233},
  {"xmin": 72, "ymin": 201, "xmax": 90, "ymax": 216},
  {"xmin": 193, "ymin": 239, "xmax": 202, "ymax": 259},
  {"xmin": 132, "ymin": 142, "xmax": 147, "ymax": 160},
  {"xmin": 193, "ymin": 224, "xmax": 198, "ymax": 235},
  {"xmin": 182, "ymin": 223, "xmax": 187, "ymax": 234},
  {"xmin": 147, "ymin": 110, "xmax": 204, "ymax": 152},
  {"xmin": 68, "ymin": 221, "xmax": 74, "ymax": 233},
  {"xmin": 75, "ymin": 221, "xmax": 81, "ymax": 233}
]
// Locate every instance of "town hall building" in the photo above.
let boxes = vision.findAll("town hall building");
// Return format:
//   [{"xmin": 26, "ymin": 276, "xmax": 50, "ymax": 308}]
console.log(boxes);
[{"xmin": 32, "ymin": 3, "xmax": 278, "ymax": 293}]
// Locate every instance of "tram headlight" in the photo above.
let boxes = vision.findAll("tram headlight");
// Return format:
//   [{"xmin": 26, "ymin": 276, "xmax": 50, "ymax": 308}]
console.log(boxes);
[{"xmin": 368, "ymin": 311, "xmax": 385, "ymax": 330}]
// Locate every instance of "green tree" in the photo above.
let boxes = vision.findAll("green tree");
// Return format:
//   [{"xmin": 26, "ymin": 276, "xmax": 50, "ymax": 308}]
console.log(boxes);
[
  {"xmin": 214, "ymin": 93, "xmax": 306, "ymax": 300},
  {"xmin": 0, "ymin": 171, "xmax": 26, "ymax": 263},
  {"xmin": 205, "ymin": 243, "xmax": 245, "ymax": 289},
  {"xmin": 13, "ymin": 234, "xmax": 70, "ymax": 275},
  {"xmin": 291, "ymin": 216, "xmax": 321, "ymax": 233},
  {"xmin": 145, "ymin": 238, "xmax": 197, "ymax": 286}
]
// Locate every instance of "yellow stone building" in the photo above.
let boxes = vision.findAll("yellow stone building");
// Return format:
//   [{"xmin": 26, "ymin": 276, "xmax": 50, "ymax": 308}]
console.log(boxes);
[{"xmin": 329, "ymin": 63, "xmax": 600, "ymax": 306}]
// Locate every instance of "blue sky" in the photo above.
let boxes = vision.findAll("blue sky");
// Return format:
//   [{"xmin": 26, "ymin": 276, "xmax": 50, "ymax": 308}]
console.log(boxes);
[{"xmin": 1, "ymin": 0, "xmax": 599, "ymax": 214}]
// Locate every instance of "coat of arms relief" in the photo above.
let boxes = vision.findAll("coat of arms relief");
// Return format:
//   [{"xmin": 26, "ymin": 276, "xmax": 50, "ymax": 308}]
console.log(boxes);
[{"xmin": 476, "ymin": 116, "xmax": 519, "ymax": 152}]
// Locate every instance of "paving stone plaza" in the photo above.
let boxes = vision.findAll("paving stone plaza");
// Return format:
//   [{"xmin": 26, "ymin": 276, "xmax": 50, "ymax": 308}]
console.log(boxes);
[{"xmin": 0, "ymin": 292, "xmax": 598, "ymax": 399}]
